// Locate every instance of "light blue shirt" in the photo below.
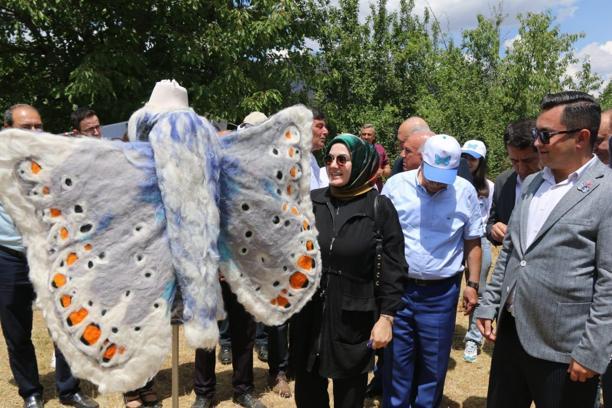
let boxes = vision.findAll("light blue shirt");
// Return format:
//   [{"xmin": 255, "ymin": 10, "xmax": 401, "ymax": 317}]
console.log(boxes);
[
  {"xmin": 0, "ymin": 202, "xmax": 24, "ymax": 252},
  {"xmin": 382, "ymin": 169, "xmax": 482, "ymax": 280}
]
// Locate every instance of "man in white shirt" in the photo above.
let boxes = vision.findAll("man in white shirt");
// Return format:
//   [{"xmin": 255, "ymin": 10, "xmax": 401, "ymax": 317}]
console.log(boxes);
[
  {"xmin": 475, "ymin": 91, "xmax": 612, "ymax": 408},
  {"xmin": 309, "ymin": 108, "xmax": 329, "ymax": 190}
]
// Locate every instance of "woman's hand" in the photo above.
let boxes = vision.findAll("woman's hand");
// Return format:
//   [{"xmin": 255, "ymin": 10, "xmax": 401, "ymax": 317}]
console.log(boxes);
[{"xmin": 369, "ymin": 315, "xmax": 393, "ymax": 349}]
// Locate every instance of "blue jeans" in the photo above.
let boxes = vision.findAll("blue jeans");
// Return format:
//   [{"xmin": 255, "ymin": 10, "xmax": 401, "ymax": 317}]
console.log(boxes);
[
  {"xmin": 464, "ymin": 237, "xmax": 492, "ymax": 346},
  {"xmin": 382, "ymin": 274, "xmax": 461, "ymax": 408}
]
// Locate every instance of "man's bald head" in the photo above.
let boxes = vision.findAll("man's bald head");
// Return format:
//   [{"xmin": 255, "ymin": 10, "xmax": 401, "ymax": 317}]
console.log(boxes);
[
  {"xmin": 401, "ymin": 129, "xmax": 435, "ymax": 171},
  {"xmin": 397, "ymin": 116, "xmax": 430, "ymax": 143},
  {"xmin": 4, "ymin": 104, "xmax": 43, "ymax": 131},
  {"xmin": 595, "ymin": 109, "xmax": 612, "ymax": 165}
]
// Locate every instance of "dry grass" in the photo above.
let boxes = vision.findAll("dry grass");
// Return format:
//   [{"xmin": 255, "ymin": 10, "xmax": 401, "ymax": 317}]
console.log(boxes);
[{"xmin": 0, "ymin": 300, "xmax": 492, "ymax": 408}]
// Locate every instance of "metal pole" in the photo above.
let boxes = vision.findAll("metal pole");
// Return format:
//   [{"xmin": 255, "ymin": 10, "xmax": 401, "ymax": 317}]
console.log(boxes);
[{"xmin": 172, "ymin": 324, "xmax": 179, "ymax": 408}]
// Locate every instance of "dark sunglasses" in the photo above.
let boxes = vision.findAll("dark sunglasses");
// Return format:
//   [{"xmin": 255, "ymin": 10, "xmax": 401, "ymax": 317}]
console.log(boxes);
[
  {"xmin": 324, "ymin": 154, "xmax": 350, "ymax": 166},
  {"xmin": 531, "ymin": 128, "xmax": 582, "ymax": 144}
]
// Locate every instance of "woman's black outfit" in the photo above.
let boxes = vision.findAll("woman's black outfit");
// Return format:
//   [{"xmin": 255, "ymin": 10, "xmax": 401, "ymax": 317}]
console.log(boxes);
[{"xmin": 292, "ymin": 188, "xmax": 407, "ymax": 408}]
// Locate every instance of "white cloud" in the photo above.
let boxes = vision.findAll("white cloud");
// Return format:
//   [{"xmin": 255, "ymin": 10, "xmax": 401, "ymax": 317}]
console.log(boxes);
[
  {"xmin": 555, "ymin": 5, "xmax": 577, "ymax": 21},
  {"xmin": 576, "ymin": 41, "xmax": 612, "ymax": 92},
  {"xmin": 504, "ymin": 34, "xmax": 521, "ymax": 51}
]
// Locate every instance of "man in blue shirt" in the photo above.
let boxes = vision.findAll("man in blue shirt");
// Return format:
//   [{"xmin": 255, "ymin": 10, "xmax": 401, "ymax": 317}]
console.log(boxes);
[
  {"xmin": 1, "ymin": 104, "xmax": 98, "ymax": 408},
  {"xmin": 382, "ymin": 134, "xmax": 482, "ymax": 407}
]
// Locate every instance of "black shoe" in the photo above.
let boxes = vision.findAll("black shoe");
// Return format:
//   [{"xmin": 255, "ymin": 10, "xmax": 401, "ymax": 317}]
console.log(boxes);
[
  {"xmin": 191, "ymin": 395, "xmax": 214, "ymax": 408},
  {"xmin": 232, "ymin": 392, "xmax": 266, "ymax": 408},
  {"xmin": 218, "ymin": 344, "xmax": 232, "ymax": 365},
  {"xmin": 256, "ymin": 344, "xmax": 268, "ymax": 362},
  {"xmin": 59, "ymin": 392, "xmax": 99, "ymax": 408},
  {"xmin": 23, "ymin": 394, "xmax": 43, "ymax": 408}
]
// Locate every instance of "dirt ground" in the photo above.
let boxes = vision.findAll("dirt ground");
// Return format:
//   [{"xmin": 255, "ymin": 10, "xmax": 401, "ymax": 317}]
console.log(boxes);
[{"xmin": 0, "ymin": 295, "xmax": 493, "ymax": 408}]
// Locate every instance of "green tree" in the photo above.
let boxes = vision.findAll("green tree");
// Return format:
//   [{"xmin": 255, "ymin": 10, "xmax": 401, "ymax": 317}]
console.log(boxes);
[
  {"xmin": 600, "ymin": 81, "xmax": 612, "ymax": 110},
  {"xmin": 0, "ymin": 0, "xmax": 317, "ymax": 131}
]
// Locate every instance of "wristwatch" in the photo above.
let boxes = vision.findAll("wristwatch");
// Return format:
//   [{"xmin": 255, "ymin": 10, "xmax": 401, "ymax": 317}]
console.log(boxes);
[{"xmin": 466, "ymin": 281, "xmax": 479, "ymax": 290}]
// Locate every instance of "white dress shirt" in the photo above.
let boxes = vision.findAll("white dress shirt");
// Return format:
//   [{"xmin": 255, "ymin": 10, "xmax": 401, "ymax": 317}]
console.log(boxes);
[
  {"xmin": 514, "ymin": 175, "xmax": 523, "ymax": 208},
  {"xmin": 309, "ymin": 153, "xmax": 328, "ymax": 191},
  {"xmin": 525, "ymin": 156, "xmax": 597, "ymax": 248}
]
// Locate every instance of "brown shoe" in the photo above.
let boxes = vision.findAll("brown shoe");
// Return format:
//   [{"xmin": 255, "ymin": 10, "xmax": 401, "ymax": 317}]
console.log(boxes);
[{"xmin": 268, "ymin": 373, "xmax": 292, "ymax": 398}]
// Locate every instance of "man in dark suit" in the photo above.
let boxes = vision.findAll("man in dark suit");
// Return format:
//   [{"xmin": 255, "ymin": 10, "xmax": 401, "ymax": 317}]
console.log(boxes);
[
  {"xmin": 486, "ymin": 119, "xmax": 540, "ymax": 245},
  {"xmin": 476, "ymin": 91, "xmax": 612, "ymax": 407}
]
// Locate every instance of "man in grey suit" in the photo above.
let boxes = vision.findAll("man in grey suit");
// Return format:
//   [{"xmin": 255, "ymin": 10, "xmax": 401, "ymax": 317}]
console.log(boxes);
[{"xmin": 475, "ymin": 91, "xmax": 612, "ymax": 407}]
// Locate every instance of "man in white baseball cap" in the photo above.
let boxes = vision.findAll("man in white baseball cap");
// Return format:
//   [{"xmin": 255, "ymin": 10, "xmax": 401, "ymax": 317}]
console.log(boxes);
[{"xmin": 381, "ymin": 134, "xmax": 482, "ymax": 407}]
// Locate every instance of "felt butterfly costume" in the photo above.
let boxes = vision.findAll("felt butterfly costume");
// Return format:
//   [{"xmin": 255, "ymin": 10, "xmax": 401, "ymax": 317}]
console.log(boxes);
[{"xmin": 0, "ymin": 81, "xmax": 321, "ymax": 393}]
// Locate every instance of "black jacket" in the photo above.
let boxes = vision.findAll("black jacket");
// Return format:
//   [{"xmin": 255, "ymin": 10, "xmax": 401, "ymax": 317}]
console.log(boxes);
[
  {"xmin": 292, "ymin": 188, "xmax": 407, "ymax": 379},
  {"xmin": 485, "ymin": 169, "xmax": 518, "ymax": 245}
]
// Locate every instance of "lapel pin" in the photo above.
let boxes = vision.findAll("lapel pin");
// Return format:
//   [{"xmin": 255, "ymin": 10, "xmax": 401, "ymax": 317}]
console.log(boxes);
[{"xmin": 577, "ymin": 180, "xmax": 592, "ymax": 193}]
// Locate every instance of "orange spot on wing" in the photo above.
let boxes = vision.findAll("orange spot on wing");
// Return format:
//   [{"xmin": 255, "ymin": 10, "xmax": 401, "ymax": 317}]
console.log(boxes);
[
  {"xmin": 42, "ymin": 186, "xmax": 50, "ymax": 195},
  {"xmin": 287, "ymin": 185, "xmax": 293, "ymax": 195},
  {"xmin": 275, "ymin": 295, "xmax": 289, "ymax": 307},
  {"xmin": 297, "ymin": 255, "xmax": 314, "ymax": 271},
  {"xmin": 50, "ymin": 208, "xmax": 61, "ymax": 217},
  {"xmin": 31, "ymin": 161, "xmax": 41, "ymax": 174},
  {"xmin": 291, "ymin": 207, "xmax": 299, "ymax": 216},
  {"xmin": 59, "ymin": 227, "xmax": 69, "ymax": 240},
  {"xmin": 52, "ymin": 273, "xmax": 66, "ymax": 288},
  {"xmin": 66, "ymin": 253, "xmax": 78, "ymax": 266},
  {"xmin": 60, "ymin": 294, "xmax": 72, "ymax": 308},
  {"xmin": 281, "ymin": 288, "xmax": 288, "ymax": 294},
  {"xmin": 84, "ymin": 243, "xmax": 92, "ymax": 251},
  {"xmin": 288, "ymin": 147, "xmax": 295, "ymax": 157},
  {"xmin": 282, "ymin": 203, "xmax": 288, "ymax": 212},
  {"xmin": 284, "ymin": 130, "xmax": 292, "ymax": 140},
  {"xmin": 103, "ymin": 344, "xmax": 117, "ymax": 362},
  {"xmin": 67, "ymin": 308, "xmax": 88, "ymax": 326},
  {"xmin": 306, "ymin": 240, "xmax": 314, "ymax": 251},
  {"xmin": 290, "ymin": 271, "xmax": 309, "ymax": 289},
  {"xmin": 302, "ymin": 220, "xmax": 310, "ymax": 230},
  {"xmin": 290, "ymin": 167, "xmax": 297, "ymax": 178},
  {"xmin": 118, "ymin": 346, "xmax": 126, "ymax": 355},
  {"xmin": 81, "ymin": 323, "xmax": 101, "ymax": 345}
]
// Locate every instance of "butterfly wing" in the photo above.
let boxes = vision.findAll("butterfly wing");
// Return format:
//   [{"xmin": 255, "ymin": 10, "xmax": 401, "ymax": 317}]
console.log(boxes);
[
  {"xmin": 217, "ymin": 105, "xmax": 321, "ymax": 325},
  {"xmin": 0, "ymin": 130, "xmax": 175, "ymax": 393}
]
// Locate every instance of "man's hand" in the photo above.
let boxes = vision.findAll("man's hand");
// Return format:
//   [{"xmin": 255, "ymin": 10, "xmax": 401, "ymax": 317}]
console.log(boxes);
[
  {"xmin": 476, "ymin": 318, "xmax": 496, "ymax": 342},
  {"xmin": 491, "ymin": 222, "xmax": 508, "ymax": 243},
  {"xmin": 369, "ymin": 315, "xmax": 393, "ymax": 349},
  {"xmin": 462, "ymin": 286, "xmax": 478, "ymax": 315},
  {"xmin": 568, "ymin": 359, "xmax": 598, "ymax": 382}
]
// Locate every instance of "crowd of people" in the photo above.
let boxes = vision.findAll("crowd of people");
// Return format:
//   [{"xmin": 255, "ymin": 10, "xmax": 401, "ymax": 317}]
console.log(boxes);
[{"xmin": 1, "ymin": 90, "xmax": 612, "ymax": 408}]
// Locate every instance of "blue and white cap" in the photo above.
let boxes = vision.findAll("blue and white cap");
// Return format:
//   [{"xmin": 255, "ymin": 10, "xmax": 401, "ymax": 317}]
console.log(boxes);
[
  {"xmin": 461, "ymin": 140, "xmax": 487, "ymax": 159},
  {"xmin": 421, "ymin": 134, "xmax": 461, "ymax": 184}
]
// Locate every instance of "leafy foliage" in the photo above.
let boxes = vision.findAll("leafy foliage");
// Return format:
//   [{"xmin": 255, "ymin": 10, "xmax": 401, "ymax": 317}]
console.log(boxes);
[{"xmin": 0, "ymin": 0, "xmax": 603, "ymax": 175}]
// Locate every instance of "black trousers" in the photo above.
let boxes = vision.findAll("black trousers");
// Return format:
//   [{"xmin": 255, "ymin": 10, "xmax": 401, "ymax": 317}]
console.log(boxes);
[
  {"xmin": 266, "ymin": 322, "xmax": 289, "ymax": 378},
  {"xmin": 193, "ymin": 281, "xmax": 256, "ymax": 397},
  {"xmin": 488, "ymin": 309, "xmax": 598, "ymax": 408},
  {"xmin": 0, "ymin": 248, "xmax": 80, "ymax": 399},
  {"xmin": 294, "ymin": 360, "xmax": 367, "ymax": 408}
]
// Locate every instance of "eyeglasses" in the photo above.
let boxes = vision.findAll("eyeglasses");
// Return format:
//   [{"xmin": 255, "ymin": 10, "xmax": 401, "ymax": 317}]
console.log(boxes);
[
  {"xmin": 324, "ymin": 154, "xmax": 350, "ymax": 166},
  {"xmin": 531, "ymin": 128, "xmax": 582, "ymax": 144}
]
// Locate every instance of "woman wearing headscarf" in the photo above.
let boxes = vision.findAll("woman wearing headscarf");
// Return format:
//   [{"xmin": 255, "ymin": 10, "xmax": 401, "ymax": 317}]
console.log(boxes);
[{"xmin": 291, "ymin": 134, "xmax": 407, "ymax": 408}]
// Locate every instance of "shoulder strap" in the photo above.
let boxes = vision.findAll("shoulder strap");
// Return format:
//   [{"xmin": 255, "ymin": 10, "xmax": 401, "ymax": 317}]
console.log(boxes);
[{"xmin": 373, "ymin": 195, "xmax": 383, "ymax": 286}]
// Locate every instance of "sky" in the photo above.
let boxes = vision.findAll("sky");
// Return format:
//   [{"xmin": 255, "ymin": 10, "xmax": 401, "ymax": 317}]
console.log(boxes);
[{"xmin": 351, "ymin": 0, "xmax": 612, "ymax": 91}]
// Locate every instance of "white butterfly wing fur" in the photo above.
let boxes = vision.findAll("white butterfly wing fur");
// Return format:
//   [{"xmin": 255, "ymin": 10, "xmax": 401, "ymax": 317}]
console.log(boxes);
[
  {"xmin": 217, "ymin": 105, "xmax": 322, "ymax": 326},
  {"xmin": 147, "ymin": 111, "xmax": 224, "ymax": 350},
  {"xmin": 0, "ymin": 129, "xmax": 174, "ymax": 393}
]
